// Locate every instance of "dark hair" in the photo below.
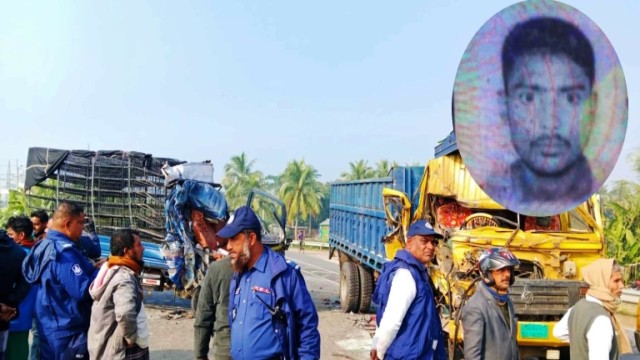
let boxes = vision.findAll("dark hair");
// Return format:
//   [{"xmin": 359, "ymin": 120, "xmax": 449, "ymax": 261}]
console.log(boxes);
[
  {"xmin": 110, "ymin": 228, "xmax": 140, "ymax": 256},
  {"xmin": 30, "ymin": 210, "xmax": 49, "ymax": 223},
  {"xmin": 244, "ymin": 229, "xmax": 262, "ymax": 242},
  {"xmin": 502, "ymin": 17, "xmax": 595, "ymax": 93},
  {"xmin": 53, "ymin": 201, "xmax": 84, "ymax": 221},
  {"xmin": 7, "ymin": 216, "xmax": 34, "ymax": 238}
]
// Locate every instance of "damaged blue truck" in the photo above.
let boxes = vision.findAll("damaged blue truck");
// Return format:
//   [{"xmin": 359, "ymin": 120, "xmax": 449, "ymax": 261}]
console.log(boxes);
[{"xmin": 23, "ymin": 147, "xmax": 289, "ymax": 304}]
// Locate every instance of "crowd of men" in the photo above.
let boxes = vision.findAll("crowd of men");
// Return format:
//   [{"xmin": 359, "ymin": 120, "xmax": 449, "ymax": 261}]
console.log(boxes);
[
  {"xmin": 368, "ymin": 219, "xmax": 632, "ymax": 360},
  {"xmin": 1, "ymin": 202, "xmax": 321, "ymax": 360},
  {"xmin": 0, "ymin": 201, "xmax": 633, "ymax": 360}
]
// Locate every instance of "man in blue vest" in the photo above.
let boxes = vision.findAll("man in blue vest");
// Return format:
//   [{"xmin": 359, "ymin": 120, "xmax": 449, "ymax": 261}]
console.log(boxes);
[
  {"xmin": 370, "ymin": 220, "xmax": 445, "ymax": 360},
  {"xmin": 220, "ymin": 206, "xmax": 320, "ymax": 360}
]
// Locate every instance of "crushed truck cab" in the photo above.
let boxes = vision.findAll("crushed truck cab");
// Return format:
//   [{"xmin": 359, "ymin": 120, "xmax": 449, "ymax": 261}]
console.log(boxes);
[{"xmin": 329, "ymin": 132, "xmax": 605, "ymax": 360}]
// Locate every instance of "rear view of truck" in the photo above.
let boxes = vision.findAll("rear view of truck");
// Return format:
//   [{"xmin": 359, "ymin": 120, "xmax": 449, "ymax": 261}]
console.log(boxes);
[{"xmin": 328, "ymin": 167, "xmax": 424, "ymax": 313}]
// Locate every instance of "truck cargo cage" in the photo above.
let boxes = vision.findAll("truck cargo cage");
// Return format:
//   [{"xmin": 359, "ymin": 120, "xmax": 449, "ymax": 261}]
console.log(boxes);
[{"xmin": 24, "ymin": 147, "xmax": 185, "ymax": 241}]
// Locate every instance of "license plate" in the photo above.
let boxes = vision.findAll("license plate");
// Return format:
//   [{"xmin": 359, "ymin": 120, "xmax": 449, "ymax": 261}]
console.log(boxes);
[
  {"xmin": 142, "ymin": 278, "xmax": 161, "ymax": 286},
  {"xmin": 521, "ymin": 324, "xmax": 548, "ymax": 339}
]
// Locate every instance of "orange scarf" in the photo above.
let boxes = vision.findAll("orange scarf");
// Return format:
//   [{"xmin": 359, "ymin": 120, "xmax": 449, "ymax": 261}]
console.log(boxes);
[
  {"xmin": 108, "ymin": 256, "xmax": 142, "ymax": 275},
  {"xmin": 583, "ymin": 258, "xmax": 632, "ymax": 354},
  {"xmin": 17, "ymin": 238, "xmax": 35, "ymax": 248}
]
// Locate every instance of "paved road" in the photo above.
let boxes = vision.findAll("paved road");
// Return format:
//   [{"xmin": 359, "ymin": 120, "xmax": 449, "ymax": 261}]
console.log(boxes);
[{"xmin": 143, "ymin": 249, "xmax": 340, "ymax": 310}]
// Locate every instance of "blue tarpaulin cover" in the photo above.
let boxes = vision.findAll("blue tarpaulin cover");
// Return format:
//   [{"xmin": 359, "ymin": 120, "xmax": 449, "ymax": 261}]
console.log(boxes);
[{"xmin": 163, "ymin": 180, "xmax": 228, "ymax": 290}]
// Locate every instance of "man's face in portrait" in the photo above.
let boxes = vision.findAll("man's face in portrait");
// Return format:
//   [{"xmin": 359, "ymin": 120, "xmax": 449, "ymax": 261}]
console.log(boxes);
[{"xmin": 506, "ymin": 52, "xmax": 594, "ymax": 176}]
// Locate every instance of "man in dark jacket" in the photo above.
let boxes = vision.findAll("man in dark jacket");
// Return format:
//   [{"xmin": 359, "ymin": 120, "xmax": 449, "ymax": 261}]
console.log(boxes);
[
  {"xmin": 220, "ymin": 206, "xmax": 320, "ymax": 360},
  {"xmin": 370, "ymin": 220, "xmax": 445, "ymax": 360},
  {"xmin": 193, "ymin": 216, "xmax": 232, "ymax": 360},
  {"xmin": 461, "ymin": 247, "xmax": 520, "ymax": 360},
  {"xmin": 0, "ymin": 229, "xmax": 30, "ymax": 359},
  {"xmin": 22, "ymin": 201, "xmax": 99, "ymax": 360}
]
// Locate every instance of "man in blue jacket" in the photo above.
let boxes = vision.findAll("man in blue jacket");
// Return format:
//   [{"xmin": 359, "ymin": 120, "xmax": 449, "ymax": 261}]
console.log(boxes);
[
  {"xmin": 219, "ymin": 206, "xmax": 320, "ymax": 360},
  {"xmin": 22, "ymin": 202, "xmax": 99, "ymax": 360},
  {"xmin": 370, "ymin": 220, "xmax": 445, "ymax": 360}
]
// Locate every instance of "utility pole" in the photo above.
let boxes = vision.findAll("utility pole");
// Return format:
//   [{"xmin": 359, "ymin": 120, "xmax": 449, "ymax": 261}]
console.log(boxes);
[{"xmin": 6, "ymin": 160, "xmax": 11, "ymax": 189}]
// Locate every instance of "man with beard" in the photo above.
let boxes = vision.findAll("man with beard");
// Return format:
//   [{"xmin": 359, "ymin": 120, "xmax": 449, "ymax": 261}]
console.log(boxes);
[
  {"xmin": 22, "ymin": 201, "xmax": 99, "ymax": 360},
  {"xmin": 488, "ymin": 17, "xmax": 597, "ymax": 213},
  {"xmin": 461, "ymin": 247, "xmax": 520, "ymax": 360},
  {"xmin": 219, "ymin": 206, "xmax": 320, "ymax": 360},
  {"xmin": 88, "ymin": 228, "xmax": 149, "ymax": 360},
  {"xmin": 370, "ymin": 220, "xmax": 446, "ymax": 360},
  {"xmin": 30, "ymin": 210, "xmax": 49, "ymax": 243}
]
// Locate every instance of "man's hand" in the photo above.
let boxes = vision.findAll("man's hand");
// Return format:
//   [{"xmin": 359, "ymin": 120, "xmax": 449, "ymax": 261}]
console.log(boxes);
[
  {"xmin": 0, "ymin": 303, "xmax": 17, "ymax": 322},
  {"xmin": 370, "ymin": 349, "xmax": 379, "ymax": 360}
]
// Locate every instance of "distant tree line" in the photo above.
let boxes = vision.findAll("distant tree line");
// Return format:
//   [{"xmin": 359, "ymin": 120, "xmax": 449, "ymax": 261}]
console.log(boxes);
[{"xmin": 3, "ymin": 148, "xmax": 640, "ymax": 264}]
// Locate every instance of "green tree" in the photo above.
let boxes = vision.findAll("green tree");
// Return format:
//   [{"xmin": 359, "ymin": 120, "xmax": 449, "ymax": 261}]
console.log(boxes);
[
  {"xmin": 278, "ymin": 159, "xmax": 323, "ymax": 237},
  {"xmin": 374, "ymin": 159, "xmax": 400, "ymax": 177},
  {"xmin": 0, "ymin": 189, "xmax": 27, "ymax": 227},
  {"xmin": 602, "ymin": 149, "xmax": 640, "ymax": 265},
  {"xmin": 340, "ymin": 160, "xmax": 375, "ymax": 181},
  {"xmin": 222, "ymin": 153, "xmax": 265, "ymax": 209},
  {"xmin": 631, "ymin": 147, "xmax": 640, "ymax": 178},
  {"xmin": 602, "ymin": 180, "xmax": 640, "ymax": 264}
]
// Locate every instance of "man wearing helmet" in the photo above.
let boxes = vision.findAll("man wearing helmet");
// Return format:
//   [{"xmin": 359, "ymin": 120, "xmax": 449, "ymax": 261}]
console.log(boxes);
[
  {"xmin": 461, "ymin": 247, "xmax": 520, "ymax": 360},
  {"xmin": 370, "ymin": 220, "xmax": 446, "ymax": 360}
]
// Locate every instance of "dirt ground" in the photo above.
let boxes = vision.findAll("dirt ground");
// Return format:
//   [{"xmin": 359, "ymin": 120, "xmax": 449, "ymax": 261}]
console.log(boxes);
[{"xmin": 146, "ymin": 250, "xmax": 373, "ymax": 360}]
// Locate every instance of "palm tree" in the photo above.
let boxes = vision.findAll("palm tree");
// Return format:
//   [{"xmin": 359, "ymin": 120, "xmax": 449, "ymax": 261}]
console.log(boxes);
[
  {"xmin": 222, "ymin": 153, "xmax": 264, "ymax": 209},
  {"xmin": 278, "ymin": 160, "xmax": 323, "ymax": 237},
  {"xmin": 340, "ymin": 160, "xmax": 375, "ymax": 181},
  {"xmin": 374, "ymin": 159, "xmax": 400, "ymax": 178}
]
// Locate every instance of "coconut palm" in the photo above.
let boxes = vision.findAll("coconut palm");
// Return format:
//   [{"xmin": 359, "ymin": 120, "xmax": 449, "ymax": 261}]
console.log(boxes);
[
  {"xmin": 340, "ymin": 160, "xmax": 375, "ymax": 181},
  {"xmin": 222, "ymin": 153, "xmax": 264, "ymax": 209},
  {"xmin": 278, "ymin": 160, "xmax": 323, "ymax": 237},
  {"xmin": 374, "ymin": 159, "xmax": 400, "ymax": 178}
]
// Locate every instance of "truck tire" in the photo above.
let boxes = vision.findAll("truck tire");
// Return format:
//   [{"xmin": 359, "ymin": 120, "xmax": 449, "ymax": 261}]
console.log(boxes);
[
  {"xmin": 340, "ymin": 262, "xmax": 360, "ymax": 312},
  {"xmin": 357, "ymin": 264, "xmax": 374, "ymax": 313}
]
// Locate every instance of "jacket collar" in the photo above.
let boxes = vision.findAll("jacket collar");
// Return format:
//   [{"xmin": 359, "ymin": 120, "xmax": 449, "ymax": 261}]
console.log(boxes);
[
  {"xmin": 395, "ymin": 249, "xmax": 427, "ymax": 272},
  {"xmin": 476, "ymin": 281, "xmax": 513, "ymax": 329}
]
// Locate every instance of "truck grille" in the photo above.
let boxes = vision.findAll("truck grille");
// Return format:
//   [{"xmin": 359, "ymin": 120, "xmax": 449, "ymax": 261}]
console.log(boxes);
[{"xmin": 509, "ymin": 279, "xmax": 588, "ymax": 316}]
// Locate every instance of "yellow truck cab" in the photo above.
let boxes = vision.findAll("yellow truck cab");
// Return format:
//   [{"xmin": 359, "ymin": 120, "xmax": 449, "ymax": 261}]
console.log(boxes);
[{"xmin": 381, "ymin": 133, "xmax": 605, "ymax": 360}]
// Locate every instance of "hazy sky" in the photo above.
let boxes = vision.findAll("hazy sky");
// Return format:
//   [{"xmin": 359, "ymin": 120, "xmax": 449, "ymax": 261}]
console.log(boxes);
[{"xmin": 1, "ymin": 1, "xmax": 638, "ymax": 185}]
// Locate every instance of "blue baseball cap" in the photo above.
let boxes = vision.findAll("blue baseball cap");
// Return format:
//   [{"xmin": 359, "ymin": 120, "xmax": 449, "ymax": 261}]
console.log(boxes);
[
  {"xmin": 407, "ymin": 220, "xmax": 442, "ymax": 238},
  {"xmin": 216, "ymin": 206, "xmax": 261, "ymax": 239}
]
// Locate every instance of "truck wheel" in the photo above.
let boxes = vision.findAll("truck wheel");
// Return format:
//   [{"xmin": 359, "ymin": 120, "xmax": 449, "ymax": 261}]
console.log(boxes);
[
  {"xmin": 358, "ymin": 264, "xmax": 373, "ymax": 313},
  {"xmin": 340, "ymin": 262, "xmax": 360, "ymax": 312}
]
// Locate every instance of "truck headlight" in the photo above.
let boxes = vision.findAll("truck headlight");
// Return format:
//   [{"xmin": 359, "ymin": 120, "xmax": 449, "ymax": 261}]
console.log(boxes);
[{"xmin": 563, "ymin": 261, "xmax": 576, "ymax": 278}]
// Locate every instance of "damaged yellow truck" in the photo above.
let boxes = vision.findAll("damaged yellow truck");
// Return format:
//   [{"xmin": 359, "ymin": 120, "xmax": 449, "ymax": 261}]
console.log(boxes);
[{"xmin": 330, "ymin": 132, "xmax": 605, "ymax": 360}]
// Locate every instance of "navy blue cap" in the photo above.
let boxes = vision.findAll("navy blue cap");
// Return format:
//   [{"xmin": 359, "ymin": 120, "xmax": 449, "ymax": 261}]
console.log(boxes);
[
  {"xmin": 216, "ymin": 206, "xmax": 261, "ymax": 239},
  {"xmin": 407, "ymin": 220, "xmax": 442, "ymax": 238}
]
